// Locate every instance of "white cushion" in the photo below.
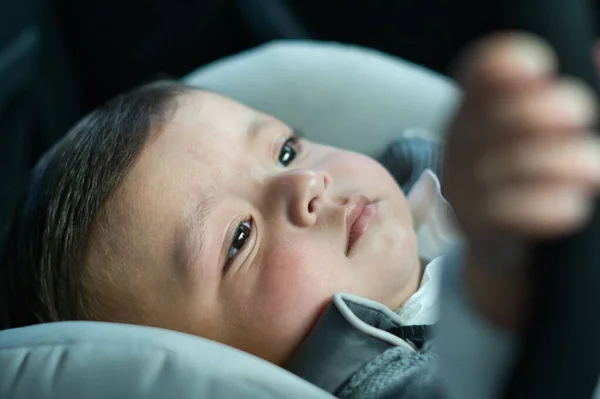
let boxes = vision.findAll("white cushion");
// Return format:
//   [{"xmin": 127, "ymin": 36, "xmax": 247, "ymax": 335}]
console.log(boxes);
[{"xmin": 0, "ymin": 322, "xmax": 334, "ymax": 399}]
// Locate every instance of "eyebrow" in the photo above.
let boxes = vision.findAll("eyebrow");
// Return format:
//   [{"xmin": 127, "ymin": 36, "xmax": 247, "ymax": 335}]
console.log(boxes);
[
  {"xmin": 176, "ymin": 190, "xmax": 214, "ymax": 281},
  {"xmin": 247, "ymin": 115, "xmax": 270, "ymax": 142}
]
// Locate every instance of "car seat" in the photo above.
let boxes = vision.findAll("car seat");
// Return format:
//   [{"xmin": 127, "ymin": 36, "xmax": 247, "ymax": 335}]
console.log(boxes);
[{"xmin": 0, "ymin": 39, "xmax": 459, "ymax": 399}]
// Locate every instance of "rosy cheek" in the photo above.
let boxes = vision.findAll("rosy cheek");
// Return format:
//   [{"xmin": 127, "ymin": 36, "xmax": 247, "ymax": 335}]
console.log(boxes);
[
  {"xmin": 260, "ymin": 241, "xmax": 310, "ymax": 297},
  {"xmin": 256, "ymin": 241, "xmax": 328, "ymax": 325}
]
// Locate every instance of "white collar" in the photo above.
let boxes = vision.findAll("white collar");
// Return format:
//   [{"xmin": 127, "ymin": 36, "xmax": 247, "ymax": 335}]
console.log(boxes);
[
  {"xmin": 396, "ymin": 170, "xmax": 460, "ymax": 325},
  {"xmin": 408, "ymin": 169, "xmax": 457, "ymax": 263}
]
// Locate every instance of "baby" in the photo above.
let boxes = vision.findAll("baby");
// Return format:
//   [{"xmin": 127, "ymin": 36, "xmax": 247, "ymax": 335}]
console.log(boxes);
[{"xmin": 2, "ymin": 33, "xmax": 600, "ymax": 398}]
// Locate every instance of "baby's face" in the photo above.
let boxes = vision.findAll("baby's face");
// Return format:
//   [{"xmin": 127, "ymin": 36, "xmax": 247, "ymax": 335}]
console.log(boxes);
[{"xmin": 110, "ymin": 90, "xmax": 420, "ymax": 363}]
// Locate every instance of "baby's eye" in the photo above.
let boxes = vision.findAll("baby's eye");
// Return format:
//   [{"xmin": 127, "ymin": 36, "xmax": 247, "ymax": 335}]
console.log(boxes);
[
  {"xmin": 227, "ymin": 219, "xmax": 252, "ymax": 264},
  {"xmin": 278, "ymin": 135, "xmax": 301, "ymax": 167}
]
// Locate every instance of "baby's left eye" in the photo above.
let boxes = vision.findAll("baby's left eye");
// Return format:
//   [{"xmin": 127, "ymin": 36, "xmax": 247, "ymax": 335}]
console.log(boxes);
[{"xmin": 278, "ymin": 136, "xmax": 301, "ymax": 167}]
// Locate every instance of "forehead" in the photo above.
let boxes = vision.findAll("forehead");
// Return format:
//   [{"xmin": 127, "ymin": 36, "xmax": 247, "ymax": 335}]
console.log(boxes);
[
  {"xmin": 124, "ymin": 88, "xmax": 260, "ymax": 206},
  {"xmin": 112, "ymin": 90, "xmax": 266, "ymax": 275},
  {"xmin": 166, "ymin": 90, "xmax": 260, "ymax": 141},
  {"xmin": 137, "ymin": 90, "xmax": 267, "ymax": 181}
]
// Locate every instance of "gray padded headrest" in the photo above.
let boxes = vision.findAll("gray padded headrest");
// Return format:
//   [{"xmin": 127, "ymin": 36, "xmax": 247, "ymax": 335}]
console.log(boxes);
[{"xmin": 0, "ymin": 321, "xmax": 334, "ymax": 399}]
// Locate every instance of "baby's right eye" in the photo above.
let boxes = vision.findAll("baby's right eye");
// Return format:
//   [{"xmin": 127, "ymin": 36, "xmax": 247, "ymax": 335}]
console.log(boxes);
[{"xmin": 227, "ymin": 219, "xmax": 252, "ymax": 266}]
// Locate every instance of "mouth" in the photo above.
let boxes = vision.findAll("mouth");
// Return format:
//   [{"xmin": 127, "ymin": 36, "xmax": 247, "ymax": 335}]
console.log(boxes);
[{"xmin": 345, "ymin": 195, "xmax": 378, "ymax": 255}]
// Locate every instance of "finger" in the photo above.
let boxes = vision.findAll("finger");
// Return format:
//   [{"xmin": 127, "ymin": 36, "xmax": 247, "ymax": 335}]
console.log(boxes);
[
  {"xmin": 479, "ymin": 135, "xmax": 600, "ymax": 188},
  {"xmin": 483, "ymin": 78, "xmax": 598, "ymax": 136},
  {"xmin": 454, "ymin": 32, "xmax": 557, "ymax": 98},
  {"xmin": 484, "ymin": 184, "xmax": 595, "ymax": 238}
]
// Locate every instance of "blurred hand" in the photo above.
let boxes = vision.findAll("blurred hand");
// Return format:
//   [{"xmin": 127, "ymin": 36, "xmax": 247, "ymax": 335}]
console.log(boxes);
[{"xmin": 443, "ymin": 32, "xmax": 600, "ymax": 330}]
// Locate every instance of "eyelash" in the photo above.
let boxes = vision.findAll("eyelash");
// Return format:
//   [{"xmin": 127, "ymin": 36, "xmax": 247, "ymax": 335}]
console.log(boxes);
[{"xmin": 225, "ymin": 130, "xmax": 305, "ymax": 270}]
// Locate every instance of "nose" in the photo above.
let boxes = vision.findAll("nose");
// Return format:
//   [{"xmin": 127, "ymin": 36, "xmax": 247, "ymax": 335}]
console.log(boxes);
[{"xmin": 270, "ymin": 169, "xmax": 332, "ymax": 227}]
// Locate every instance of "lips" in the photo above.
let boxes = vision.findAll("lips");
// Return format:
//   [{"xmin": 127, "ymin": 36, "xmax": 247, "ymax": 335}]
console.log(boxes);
[{"xmin": 345, "ymin": 195, "xmax": 378, "ymax": 254}]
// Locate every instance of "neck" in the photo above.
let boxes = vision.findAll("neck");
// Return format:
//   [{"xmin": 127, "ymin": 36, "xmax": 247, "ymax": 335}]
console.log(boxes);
[{"xmin": 394, "ymin": 256, "xmax": 426, "ymax": 312}]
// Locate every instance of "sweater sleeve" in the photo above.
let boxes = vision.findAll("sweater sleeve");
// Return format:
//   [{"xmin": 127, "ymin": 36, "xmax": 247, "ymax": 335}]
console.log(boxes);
[{"xmin": 434, "ymin": 247, "xmax": 518, "ymax": 399}]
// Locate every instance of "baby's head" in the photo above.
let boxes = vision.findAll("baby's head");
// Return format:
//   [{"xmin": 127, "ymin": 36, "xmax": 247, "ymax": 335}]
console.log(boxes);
[{"xmin": 0, "ymin": 82, "xmax": 421, "ymax": 364}]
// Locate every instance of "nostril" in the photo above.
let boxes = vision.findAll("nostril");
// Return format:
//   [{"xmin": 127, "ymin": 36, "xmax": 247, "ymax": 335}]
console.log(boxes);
[{"xmin": 308, "ymin": 198, "xmax": 317, "ymax": 213}]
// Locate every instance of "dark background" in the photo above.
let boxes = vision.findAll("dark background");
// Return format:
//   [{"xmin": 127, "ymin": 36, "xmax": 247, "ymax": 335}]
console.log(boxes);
[{"xmin": 1, "ymin": 0, "xmax": 598, "ymax": 247}]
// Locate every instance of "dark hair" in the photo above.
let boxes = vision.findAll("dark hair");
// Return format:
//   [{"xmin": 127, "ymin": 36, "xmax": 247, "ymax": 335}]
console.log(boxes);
[{"xmin": 0, "ymin": 80, "xmax": 190, "ymax": 330}]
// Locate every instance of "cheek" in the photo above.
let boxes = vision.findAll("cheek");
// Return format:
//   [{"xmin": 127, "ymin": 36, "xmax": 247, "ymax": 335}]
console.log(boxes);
[
  {"xmin": 353, "ymin": 155, "xmax": 400, "ymax": 189},
  {"xmin": 251, "ymin": 235, "xmax": 354, "ymax": 334},
  {"xmin": 257, "ymin": 239, "xmax": 333, "ymax": 316},
  {"xmin": 323, "ymin": 150, "xmax": 400, "ymax": 193},
  {"xmin": 225, "ymin": 239, "xmax": 341, "ymax": 362}
]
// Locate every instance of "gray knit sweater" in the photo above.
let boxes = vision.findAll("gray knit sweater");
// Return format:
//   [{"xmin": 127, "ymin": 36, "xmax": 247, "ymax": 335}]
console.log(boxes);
[
  {"xmin": 337, "ymin": 343, "xmax": 444, "ymax": 399},
  {"xmin": 285, "ymin": 293, "xmax": 446, "ymax": 399}
]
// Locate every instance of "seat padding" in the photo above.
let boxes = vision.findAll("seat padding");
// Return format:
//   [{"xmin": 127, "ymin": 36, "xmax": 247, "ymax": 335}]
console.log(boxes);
[{"xmin": 0, "ymin": 321, "xmax": 334, "ymax": 399}]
